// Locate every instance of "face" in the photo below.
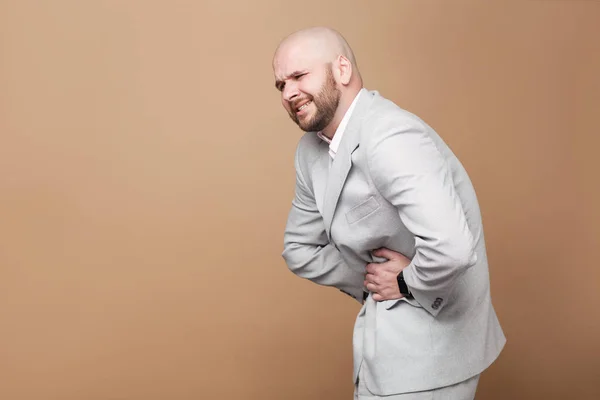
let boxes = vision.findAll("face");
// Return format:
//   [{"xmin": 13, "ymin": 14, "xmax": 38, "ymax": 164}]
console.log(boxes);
[{"xmin": 274, "ymin": 47, "xmax": 341, "ymax": 133}]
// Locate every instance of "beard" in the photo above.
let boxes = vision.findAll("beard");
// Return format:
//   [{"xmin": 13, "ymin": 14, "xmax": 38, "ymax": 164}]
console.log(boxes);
[{"xmin": 289, "ymin": 68, "xmax": 341, "ymax": 133}]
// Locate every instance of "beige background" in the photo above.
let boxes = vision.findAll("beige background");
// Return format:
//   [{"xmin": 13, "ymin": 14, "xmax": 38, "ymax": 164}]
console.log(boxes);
[{"xmin": 1, "ymin": 1, "xmax": 599, "ymax": 399}]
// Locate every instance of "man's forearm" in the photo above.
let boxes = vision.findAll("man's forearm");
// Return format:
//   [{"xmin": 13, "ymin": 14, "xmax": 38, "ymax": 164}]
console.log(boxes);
[{"xmin": 282, "ymin": 241, "xmax": 366, "ymax": 302}]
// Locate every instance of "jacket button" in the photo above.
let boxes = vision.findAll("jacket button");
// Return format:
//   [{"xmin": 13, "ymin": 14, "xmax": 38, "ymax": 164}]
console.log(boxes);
[{"xmin": 432, "ymin": 297, "xmax": 443, "ymax": 309}]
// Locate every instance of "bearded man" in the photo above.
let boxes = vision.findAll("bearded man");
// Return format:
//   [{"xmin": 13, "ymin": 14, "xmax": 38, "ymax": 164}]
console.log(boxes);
[{"xmin": 273, "ymin": 26, "xmax": 506, "ymax": 399}]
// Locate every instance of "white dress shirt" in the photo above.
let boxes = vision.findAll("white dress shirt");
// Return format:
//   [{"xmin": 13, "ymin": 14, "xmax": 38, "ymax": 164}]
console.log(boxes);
[{"xmin": 317, "ymin": 89, "xmax": 363, "ymax": 160}]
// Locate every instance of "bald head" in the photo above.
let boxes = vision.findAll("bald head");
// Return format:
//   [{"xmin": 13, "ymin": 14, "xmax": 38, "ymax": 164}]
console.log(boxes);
[
  {"xmin": 273, "ymin": 27, "xmax": 363, "ymax": 137},
  {"xmin": 274, "ymin": 27, "xmax": 359, "ymax": 74}
]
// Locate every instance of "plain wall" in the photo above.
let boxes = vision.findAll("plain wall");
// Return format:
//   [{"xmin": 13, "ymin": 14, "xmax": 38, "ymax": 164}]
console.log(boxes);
[{"xmin": 1, "ymin": 1, "xmax": 598, "ymax": 399}]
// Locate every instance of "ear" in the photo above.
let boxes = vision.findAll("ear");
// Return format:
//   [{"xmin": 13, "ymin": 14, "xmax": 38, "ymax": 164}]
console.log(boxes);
[{"xmin": 335, "ymin": 55, "xmax": 353, "ymax": 86}]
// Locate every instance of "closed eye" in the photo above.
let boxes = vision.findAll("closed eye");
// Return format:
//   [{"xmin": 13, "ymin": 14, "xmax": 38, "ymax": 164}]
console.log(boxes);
[
  {"xmin": 294, "ymin": 73, "xmax": 307, "ymax": 81},
  {"xmin": 275, "ymin": 71, "xmax": 308, "ymax": 92}
]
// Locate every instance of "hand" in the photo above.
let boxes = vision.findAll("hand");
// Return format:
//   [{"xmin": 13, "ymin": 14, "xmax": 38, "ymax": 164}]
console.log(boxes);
[{"xmin": 364, "ymin": 247, "xmax": 411, "ymax": 302}]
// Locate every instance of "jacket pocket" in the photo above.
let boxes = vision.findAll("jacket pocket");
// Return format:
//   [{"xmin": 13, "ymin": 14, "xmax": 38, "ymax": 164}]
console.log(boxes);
[{"xmin": 346, "ymin": 196, "xmax": 380, "ymax": 224}]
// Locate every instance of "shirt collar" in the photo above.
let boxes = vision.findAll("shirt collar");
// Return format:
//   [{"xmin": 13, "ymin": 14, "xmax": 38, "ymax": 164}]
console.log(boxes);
[{"xmin": 317, "ymin": 89, "xmax": 363, "ymax": 159}]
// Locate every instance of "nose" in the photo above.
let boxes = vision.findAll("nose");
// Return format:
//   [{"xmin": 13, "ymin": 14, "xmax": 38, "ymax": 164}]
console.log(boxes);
[{"xmin": 282, "ymin": 81, "xmax": 300, "ymax": 103}]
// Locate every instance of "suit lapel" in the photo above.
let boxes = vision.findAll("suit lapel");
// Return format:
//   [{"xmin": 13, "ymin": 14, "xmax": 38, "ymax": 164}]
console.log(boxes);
[
  {"xmin": 322, "ymin": 139, "xmax": 356, "ymax": 238},
  {"xmin": 312, "ymin": 151, "xmax": 330, "ymax": 214},
  {"xmin": 322, "ymin": 89, "xmax": 375, "ymax": 239}
]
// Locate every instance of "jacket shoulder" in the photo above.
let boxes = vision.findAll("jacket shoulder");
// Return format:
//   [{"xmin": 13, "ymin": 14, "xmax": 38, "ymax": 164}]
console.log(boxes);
[
  {"xmin": 294, "ymin": 132, "xmax": 325, "ymax": 170},
  {"xmin": 364, "ymin": 92, "xmax": 429, "ymax": 134}
]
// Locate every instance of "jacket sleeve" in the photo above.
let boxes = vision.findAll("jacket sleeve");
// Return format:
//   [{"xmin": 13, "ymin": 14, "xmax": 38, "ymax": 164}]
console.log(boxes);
[
  {"xmin": 281, "ymin": 145, "xmax": 366, "ymax": 303},
  {"xmin": 367, "ymin": 119, "xmax": 478, "ymax": 316}
]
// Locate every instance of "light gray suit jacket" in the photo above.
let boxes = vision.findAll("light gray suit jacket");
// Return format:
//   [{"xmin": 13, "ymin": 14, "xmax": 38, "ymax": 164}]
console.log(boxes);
[{"xmin": 282, "ymin": 89, "xmax": 505, "ymax": 395}]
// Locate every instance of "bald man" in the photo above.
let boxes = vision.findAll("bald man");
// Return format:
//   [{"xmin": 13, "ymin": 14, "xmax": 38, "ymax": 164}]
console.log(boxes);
[{"xmin": 273, "ymin": 27, "xmax": 505, "ymax": 399}]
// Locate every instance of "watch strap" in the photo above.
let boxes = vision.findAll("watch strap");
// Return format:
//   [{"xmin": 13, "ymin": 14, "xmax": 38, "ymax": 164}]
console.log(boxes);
[{"xmin": 396, "ymin": 270, "xmax": 413, "ymax": 298}]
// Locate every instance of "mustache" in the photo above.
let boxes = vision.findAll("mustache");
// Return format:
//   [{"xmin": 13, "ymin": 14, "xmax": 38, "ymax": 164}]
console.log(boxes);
[{"xmin": 290, "ymin": 95, "xmax": 314, "ymax": 110}]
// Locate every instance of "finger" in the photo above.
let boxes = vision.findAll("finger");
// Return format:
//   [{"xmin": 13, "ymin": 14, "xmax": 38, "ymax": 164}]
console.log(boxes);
[
  {"xmin": 365, "ymin": 273, "xmax": 377, "ymax": 284},
  {"xmin": 363, "ymin": 275, "xmax": 379, "ymax": 288},
  {"xmin": 372, "ymin": 293, "xmax": 383, "ymax": 301},
  {"xmin": 372, "ymin": 247, "xmax": 398, "ymax": 260},
  {"xmin": 366, "ymin": 263, "xmax": 376, "ymax": 274},
  {"xmin": 367, "ymin": 262, "xmax": 389, "ymax": 275},
  {"xmin": 365, "ymin": 282, "xmax": 377, "ymax": 293}
]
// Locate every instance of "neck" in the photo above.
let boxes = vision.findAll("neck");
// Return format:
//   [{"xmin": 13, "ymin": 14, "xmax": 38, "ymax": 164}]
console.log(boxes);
[{"xmin": 321, "ymin": 87, "xmax": 362, "ymax": 139}]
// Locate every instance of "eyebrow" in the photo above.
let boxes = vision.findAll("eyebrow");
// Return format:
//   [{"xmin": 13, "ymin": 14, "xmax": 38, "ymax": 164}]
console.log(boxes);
[{"xmin": 275, "ymin": 70, "xmax": 308, "ymax": 90}]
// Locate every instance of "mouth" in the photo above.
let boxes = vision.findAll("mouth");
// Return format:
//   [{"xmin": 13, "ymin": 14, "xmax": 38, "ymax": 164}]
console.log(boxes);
[{"xmin": 295, "ymin": 100, "xmax": 312, "ymax": 114}]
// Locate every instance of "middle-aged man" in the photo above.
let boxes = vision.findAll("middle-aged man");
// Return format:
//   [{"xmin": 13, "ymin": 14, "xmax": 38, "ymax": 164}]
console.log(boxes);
[{"xmin": 273, "ymin": 26, "xmax": 506, "ymax": 399}]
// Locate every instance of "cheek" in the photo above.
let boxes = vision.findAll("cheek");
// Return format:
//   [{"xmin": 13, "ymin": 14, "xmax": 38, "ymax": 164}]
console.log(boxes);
[{"xmin": 300, "ymin": 77, "xmax": 323, "ymax": 96}]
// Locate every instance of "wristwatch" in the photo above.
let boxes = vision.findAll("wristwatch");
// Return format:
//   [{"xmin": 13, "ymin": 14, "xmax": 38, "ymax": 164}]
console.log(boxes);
[{"xmin": 396, "ymin": 271, "xmax": 413, "ymax": 298}]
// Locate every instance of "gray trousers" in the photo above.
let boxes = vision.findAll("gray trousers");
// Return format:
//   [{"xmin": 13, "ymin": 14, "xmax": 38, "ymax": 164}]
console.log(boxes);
[{"xmin": 354, "ymin": 367, "xmax": 480, "ymax": 400}]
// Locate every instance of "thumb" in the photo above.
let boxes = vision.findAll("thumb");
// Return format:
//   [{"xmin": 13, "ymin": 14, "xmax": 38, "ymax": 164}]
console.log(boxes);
[{"xmin": 372, "ymin": 247, "xmax": 398, "ymax": 261}]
